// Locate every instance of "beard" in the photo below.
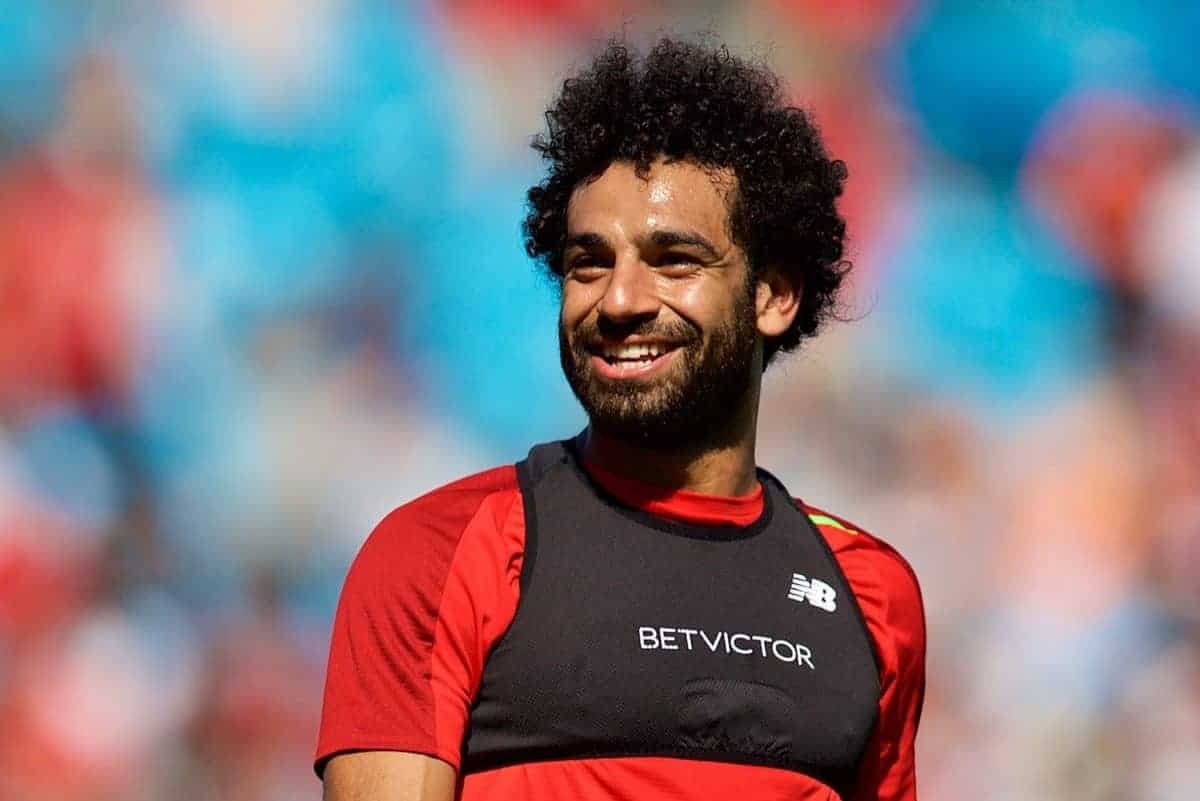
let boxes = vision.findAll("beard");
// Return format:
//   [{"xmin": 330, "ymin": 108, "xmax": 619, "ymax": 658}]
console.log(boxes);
[{"xmin": 558, "ymin": 286, "xmax": 760, "ymax": 451}]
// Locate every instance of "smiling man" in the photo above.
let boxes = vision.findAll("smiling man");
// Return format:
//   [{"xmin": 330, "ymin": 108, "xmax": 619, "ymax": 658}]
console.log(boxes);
[{"xmin": 316, "ymin": 38, "xmax": 925, "ymax": 801}]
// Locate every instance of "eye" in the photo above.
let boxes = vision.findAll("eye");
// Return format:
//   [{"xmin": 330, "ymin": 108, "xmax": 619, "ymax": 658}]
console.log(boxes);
[
  {"xmin": 654, "ymin": 253, "xmax": 701, "ymax": 276},
  {"xmin": 565, "ymin": 254, "xmax": 608, "ymax": 280}
]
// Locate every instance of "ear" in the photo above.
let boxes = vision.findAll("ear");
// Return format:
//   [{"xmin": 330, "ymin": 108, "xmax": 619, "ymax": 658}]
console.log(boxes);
[{"xmin": 754, "ymin": 265, "xmax": 801, "ymax": 338}]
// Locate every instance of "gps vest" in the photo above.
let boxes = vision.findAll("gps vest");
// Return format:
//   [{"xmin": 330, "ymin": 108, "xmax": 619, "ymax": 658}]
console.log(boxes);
[{"xmin": 462, "ymin": 440, "xmax": 881, "ymax": 797}]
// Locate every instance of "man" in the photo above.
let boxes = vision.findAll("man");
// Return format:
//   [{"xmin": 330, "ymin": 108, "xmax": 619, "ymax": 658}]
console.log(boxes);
[{"xmin": 316, "ymin": 37, "xmax": 924, "ymax": 801}]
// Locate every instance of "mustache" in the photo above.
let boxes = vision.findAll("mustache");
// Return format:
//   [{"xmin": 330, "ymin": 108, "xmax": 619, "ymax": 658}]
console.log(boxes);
[{"xmin": 572, "ymin": 317, "xmax": 701, "ymax": 345}]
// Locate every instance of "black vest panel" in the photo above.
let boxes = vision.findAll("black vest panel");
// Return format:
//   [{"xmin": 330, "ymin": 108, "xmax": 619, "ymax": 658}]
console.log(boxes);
[{"xmin": 462, "ymin": 440, "xmax": 880, "ymax": 796}]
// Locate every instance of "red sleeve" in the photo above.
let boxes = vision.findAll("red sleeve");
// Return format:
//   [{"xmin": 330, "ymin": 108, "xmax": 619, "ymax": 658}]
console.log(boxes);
[
  {"xmin": 314, "ymin": 466, "xmax": 524, "ymax": 776},
  {"xmin": 802, "ymin": 504, "xmax": 926, "ymax": 801}
]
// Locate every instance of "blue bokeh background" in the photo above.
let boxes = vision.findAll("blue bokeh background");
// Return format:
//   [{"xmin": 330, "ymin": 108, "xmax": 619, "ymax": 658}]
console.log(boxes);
[{"xmin": 1, "ymin": 1, "xmax": 1198, "ymax": 798}]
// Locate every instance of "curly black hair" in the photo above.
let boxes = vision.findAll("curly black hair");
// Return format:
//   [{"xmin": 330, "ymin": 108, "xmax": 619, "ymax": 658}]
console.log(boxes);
[{"xmin": 524, "ymin": 36, "xmax": 851, "ymax": 365}]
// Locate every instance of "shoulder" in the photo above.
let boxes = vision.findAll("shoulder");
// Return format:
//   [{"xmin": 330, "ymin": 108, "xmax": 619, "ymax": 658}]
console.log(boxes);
[
  {"xmin": 798, "ymin": 500, "xmax": 925, "ymax": 650},
  {"xmin": 318, "ymin": 466, "xmax": 526, "ymax": 775},
  {"xmin": 349, "ymin": 465, "xmax": 524, "ymax": 584},
  {"xmin": 370, "ymin": 464, "xmax": 521, "ymax": 542}
]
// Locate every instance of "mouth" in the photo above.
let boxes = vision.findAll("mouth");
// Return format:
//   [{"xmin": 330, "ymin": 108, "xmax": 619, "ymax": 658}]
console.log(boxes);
[{"xmin": 586, "ymin": 340, "xmax": 685, "ymax": 380}]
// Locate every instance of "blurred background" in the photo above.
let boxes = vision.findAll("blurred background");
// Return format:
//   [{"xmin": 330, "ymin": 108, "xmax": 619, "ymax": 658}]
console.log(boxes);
[{"xmin": 0, "ymin": 1, "xmax": 1198, "ymax": 799}]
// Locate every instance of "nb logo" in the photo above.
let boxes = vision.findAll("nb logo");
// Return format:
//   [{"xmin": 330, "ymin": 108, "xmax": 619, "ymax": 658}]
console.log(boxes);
[{"xmin": 788, "ymin": 573, "xmax": 837, "ymax": 612}]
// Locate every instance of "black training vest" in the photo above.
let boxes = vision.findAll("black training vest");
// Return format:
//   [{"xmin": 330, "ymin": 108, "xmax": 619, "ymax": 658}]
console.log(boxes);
[{"xmin": 462, "ymin": 440, "xmax": 880, "ymax": 796}]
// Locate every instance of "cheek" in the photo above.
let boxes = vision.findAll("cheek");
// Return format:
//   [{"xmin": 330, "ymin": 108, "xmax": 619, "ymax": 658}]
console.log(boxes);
[
  {"xmin": 658, "ymin": 275, "xmax": 737, "ymax": 330},
  {"xmin": 666, "ymin": 278, "xmax": 708, "ymax": 308},
  {"xmin": 560, "ymin": 283, "xmax": 598, "ymax": 331}
]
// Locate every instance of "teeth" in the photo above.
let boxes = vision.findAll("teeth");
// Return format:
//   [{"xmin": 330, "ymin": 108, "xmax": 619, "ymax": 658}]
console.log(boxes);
[{"xmin": 601, "ymin": 343, "xmax": 670, "ymax": 360}]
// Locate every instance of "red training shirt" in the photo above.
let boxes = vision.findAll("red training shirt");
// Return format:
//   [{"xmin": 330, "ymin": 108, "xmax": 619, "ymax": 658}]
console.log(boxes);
[{"xmin": 316, "ymin": 461, "xmax": 925, "ymax": 800}]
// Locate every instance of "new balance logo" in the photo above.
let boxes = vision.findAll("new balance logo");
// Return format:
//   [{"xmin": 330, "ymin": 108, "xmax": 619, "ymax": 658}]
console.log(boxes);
[{"xmin": 788, "ymin": 573, "xmax": 837, "ymax": 612}]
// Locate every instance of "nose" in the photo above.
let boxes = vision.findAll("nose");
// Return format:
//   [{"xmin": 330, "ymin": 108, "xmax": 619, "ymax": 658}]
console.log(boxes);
[{"xmin": 598, "ymin": 254, "xmax": 659, "ymax": 326}]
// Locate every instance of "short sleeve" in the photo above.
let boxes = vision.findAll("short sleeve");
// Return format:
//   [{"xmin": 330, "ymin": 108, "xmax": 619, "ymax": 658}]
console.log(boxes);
[
  {"xmin": 803, "ymin": 504, "xmax": 926, "ymax": 801},
  {"xmin": 314, "ymin": 468, "xmax": 524, "ymax": 776},
  {"xmin": 845, "ymin": 548, "xmax": 925, "ymax": 801}
]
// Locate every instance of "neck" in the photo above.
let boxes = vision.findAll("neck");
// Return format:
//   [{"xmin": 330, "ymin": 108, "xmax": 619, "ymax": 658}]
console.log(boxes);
[{"xmin": 579, "ymin": 386, "xmax": 761, "ymax": 497}]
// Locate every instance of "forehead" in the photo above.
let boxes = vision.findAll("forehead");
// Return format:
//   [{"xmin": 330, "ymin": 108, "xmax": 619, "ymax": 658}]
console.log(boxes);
[{"xmin": 566, "ymin": 159, "xmax": 735, "ymax": 241}]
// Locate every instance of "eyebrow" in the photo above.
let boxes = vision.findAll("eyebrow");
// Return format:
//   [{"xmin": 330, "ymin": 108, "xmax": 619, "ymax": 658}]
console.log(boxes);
[
  {"xmin": 563, "ymin": 229, "xmax": 720, "ymax": 260},
  {"xmin": 645, "ymin": 229, "xmax": 720, "ymax": 260},
  {"xmin": 563, "ymin": 232, "xmax": 611, "ymax": 252}
]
